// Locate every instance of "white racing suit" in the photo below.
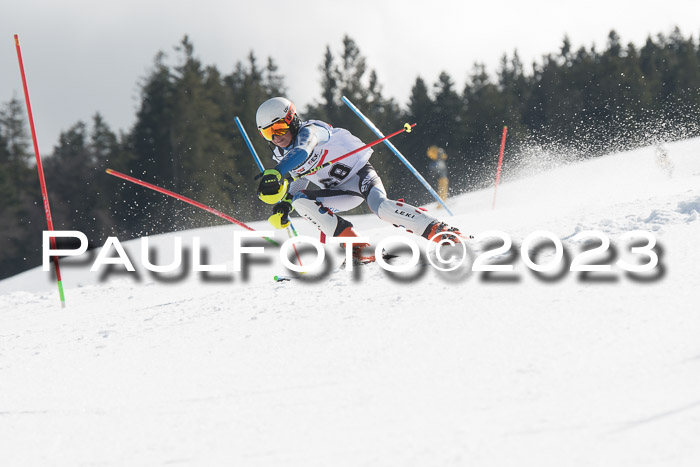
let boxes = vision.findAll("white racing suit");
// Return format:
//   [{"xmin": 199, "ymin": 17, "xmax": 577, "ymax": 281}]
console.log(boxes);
[{"xmin": 272, "ymin": 119, "xmax": 447, "ymax": 239}]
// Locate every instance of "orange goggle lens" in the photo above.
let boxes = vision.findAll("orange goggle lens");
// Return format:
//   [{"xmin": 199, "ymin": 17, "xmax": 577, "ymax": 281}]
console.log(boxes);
[{"xmin": 259, "ymin": 120, "xmax": 290, "ymax": 141}]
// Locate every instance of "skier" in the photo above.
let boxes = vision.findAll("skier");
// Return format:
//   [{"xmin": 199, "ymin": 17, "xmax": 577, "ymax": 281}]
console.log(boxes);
[
  {"xmin": 426, "ymin": 145, "xmax": 449, "ymax": 207},
  {"xmin": 254, "ymin": 97, "xmax": 463, "ymax": 259}
]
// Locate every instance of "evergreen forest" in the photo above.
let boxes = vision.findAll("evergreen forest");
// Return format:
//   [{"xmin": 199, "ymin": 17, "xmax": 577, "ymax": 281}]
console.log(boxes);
[{"xmin": 2, "ymin": 29, "xmax": 699, "ymax": 279}]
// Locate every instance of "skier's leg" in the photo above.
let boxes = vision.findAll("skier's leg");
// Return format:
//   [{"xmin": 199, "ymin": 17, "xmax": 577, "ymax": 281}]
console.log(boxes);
[
  {"xmin": 357, "ymin": 163, "xmax": 464, "ymax": 242},
  {"xmin": 290, "ymin": 190, "xmax": 368, "ymax": 247},
  {"xmin": 438, "ymin": 177, "xmax": 449, "ymax": 201}
]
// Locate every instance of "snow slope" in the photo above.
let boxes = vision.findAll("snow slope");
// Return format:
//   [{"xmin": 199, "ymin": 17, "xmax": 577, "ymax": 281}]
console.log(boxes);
[{"xmin": 1, "ymin": 139, "xmax": 700, "ymax": 466}]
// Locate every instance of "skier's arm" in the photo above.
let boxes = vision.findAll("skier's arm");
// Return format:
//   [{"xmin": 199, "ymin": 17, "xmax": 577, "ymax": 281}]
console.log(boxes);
[
  {"xmin": 288, "ymin": 178, "xmax": 309, "ymax": 196},
  {"xmin": 275, "ymin": 124, "xmax": 331, "ymax": 176}
]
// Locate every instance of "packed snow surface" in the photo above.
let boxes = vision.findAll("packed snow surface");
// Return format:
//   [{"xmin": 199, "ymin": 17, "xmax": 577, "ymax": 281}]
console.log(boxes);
[{"xmin": 1, "ymin": 139, "xmax": 699, "ymax": 466}]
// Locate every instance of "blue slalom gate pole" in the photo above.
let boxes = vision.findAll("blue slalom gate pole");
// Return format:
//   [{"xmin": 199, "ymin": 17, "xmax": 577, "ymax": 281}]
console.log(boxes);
[
  {"xmin": 234, "ymin": 117, "xmax": 265, "ymax": 172},
  {"xmin": 233, "ymin": 116, "xmax": 301, "ymax": 237},
  {"xmin": 341, "ymin": 96, "xmax": 454, "ymax": 215}
]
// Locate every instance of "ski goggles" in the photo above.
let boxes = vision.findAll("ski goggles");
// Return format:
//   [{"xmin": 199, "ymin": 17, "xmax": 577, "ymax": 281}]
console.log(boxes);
[{"xmin": 258, "ymin": 119, "xmax": 290, "ymax": 141}]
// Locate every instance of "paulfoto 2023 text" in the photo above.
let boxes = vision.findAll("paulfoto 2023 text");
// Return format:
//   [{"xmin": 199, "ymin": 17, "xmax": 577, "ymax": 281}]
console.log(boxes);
[{"xmin": 43, "ymin": 230, "xmax": 661, "ymax": 277}]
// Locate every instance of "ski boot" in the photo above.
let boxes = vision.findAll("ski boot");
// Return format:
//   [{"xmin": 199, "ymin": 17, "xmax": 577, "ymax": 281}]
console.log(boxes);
[
  {"xmin": 422, "ymin": 221, "xmax": 466, "ymax": 244},
  {"xmin": 337, "ymin": 221, "xmax": 375, "ymax": 264}
]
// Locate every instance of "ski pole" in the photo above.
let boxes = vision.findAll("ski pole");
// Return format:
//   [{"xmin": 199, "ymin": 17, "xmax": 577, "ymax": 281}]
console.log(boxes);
[
  {"xmin": 341, "ymin": 96, "xmax": 454, "ymax": 215},
  {"xmin": 234, "ymin": 116, "xmax": 265, "ymax": 172},
  {"xmin": 298, "ymin": 123, "xmax": 416, "ymax": 179},
  {"xmin": 15, "ymin": 34, "xmax": 66, "ymax": 308},
  {"xmin": 234, "ymin": 117, "xmax": 301, "ymax": 237},
  {"xmin": 105, "ymin": 169, "xmax": 278, "ymax": 246},
  {"xmin": 233, "ymin": 117, "xmax": 302, "ymax": 264}
]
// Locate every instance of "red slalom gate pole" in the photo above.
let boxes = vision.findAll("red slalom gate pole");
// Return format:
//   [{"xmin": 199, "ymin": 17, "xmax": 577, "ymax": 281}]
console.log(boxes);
[
  {"xmin": 491, "ymin": 126, "xmax": 508, "ymax": 210},
  {"xmin": 300, "ymin": 123, "xmax": 417, "ymax": 248},
  {"xmin": 15, "ymin": 34, "xmax": 66, "ymax": 307},
  {"xmin": 105, "ymin": 169, "xmax": 279, "ymax": 246},
  {"xmin": 300, "ymin": 123, "xmax": 416, "ymax": 179}
]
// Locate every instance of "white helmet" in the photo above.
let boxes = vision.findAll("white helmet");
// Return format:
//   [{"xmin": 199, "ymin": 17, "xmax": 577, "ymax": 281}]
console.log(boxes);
[{"xmin": 256, "ymin": 97, "xmax": 301, "ymax": 140}]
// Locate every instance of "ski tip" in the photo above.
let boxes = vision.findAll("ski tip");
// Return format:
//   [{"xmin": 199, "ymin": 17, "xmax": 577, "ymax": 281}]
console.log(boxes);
[{"xmin": 105, "ymin": 168, "xmax": 113, "ymax": 174}]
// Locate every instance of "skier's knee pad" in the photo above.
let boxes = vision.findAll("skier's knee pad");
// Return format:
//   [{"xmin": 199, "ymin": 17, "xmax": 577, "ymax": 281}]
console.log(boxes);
[
  {"xmin": 377, "ymin": 199, "xmax": 434, "ymax": 234},
  {"xmin": 366, "ymin": 186, "xmax": 388, "ymax": 213},
  {"xmin": 292, "ymin": 195, "xmax": 342, "ymax": 236}
]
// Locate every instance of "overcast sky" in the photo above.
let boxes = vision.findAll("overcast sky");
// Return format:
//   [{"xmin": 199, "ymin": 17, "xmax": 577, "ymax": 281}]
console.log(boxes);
[{"xmin": 2, "ymin": 0, "xmax": 699, "ymax": 155}]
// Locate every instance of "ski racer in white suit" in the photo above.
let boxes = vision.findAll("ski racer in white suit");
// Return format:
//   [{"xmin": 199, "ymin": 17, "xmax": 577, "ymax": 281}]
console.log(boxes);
[{"xmin": 255, "ymin": 97, "xmax": 463, "ymax": 255}]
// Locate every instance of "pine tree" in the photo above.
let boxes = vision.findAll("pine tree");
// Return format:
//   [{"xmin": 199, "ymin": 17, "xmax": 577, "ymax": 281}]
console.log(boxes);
[
  {"xmin": 128, "ymin": 50, "xmax": 179, "ymax": 233},
  {"xmin": 463, "ymin": 64, "xmax": 510, "ymax": 187},
  {"xmin": 307, "ymin": 36, "xmax": 404, "ymax": 202},
  {"xmin": 315, "ymin": 46, "xmax": 341, "ymax": 123},
  {"xmin": 45, "ymin": 122, "xmax": 97, "ymax": 237},
  {"xmin": 0, "ymin": 97, "xmax": 43, "ymax": 279},
  {"xmin": 666, "ymin": 28, "xmax": 700, "ymax": 127},
  {"xmin": 403, "ymin": 76, "xmax": 436, "ymax": 199}
]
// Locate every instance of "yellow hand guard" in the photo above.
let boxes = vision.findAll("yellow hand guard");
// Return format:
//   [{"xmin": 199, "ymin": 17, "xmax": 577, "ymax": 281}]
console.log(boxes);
[
  {"xmin": 268, "ymin": 212, "xmax": 291, "ymax": 229},
  {"xmin": 257, "ymin": 169, "xmax": 289, "ymax": 205},
  {"xmin": 259, "ymin": 179, "xmax": 288, "ymax": 204}
]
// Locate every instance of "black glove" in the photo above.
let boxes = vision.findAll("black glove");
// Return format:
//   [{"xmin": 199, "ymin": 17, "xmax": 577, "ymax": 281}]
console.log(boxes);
[{"xmin": 257, "ymin": 169, "xmax": 289, "ymax": 204}]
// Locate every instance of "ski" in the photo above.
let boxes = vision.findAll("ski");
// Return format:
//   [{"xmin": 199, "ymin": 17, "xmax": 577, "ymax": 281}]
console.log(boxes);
[{"xmin": 273, "ymin": 251, "xmax": 399, "ymax": 282}]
